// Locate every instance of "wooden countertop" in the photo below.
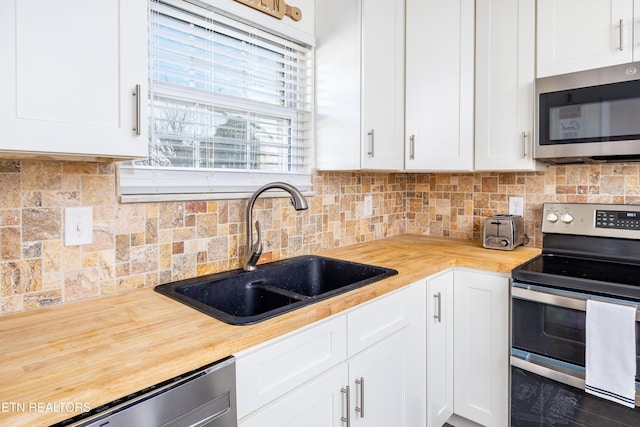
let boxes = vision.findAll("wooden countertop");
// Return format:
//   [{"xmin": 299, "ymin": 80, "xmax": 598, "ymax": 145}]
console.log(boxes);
[{"xmin": 0, "ymin": 235, "xmax": 539, "ymax": 426}]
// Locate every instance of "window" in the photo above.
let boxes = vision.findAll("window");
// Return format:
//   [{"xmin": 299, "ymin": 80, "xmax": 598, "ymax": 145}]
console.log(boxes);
[{"xmin": 119, "ymin": 0, "xmax": 313, "ymax": 199}]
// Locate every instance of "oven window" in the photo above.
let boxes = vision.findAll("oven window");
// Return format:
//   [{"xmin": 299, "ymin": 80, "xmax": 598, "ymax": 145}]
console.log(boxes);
[
  {"xmin": 513, "ymin": 295, "xmax": 640, "ymax": 381},
  {"xmin": 544, "ymin": 305, "xmax": 585, "ymax": 343},
  {"xmin": 512, "ymin": 298, "xmax": 586, "ymax": 366}
]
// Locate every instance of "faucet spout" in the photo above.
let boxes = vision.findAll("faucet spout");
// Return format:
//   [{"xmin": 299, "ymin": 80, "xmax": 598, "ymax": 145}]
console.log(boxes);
[{"xmin": 243, "ymin": 182, "xmax": 308, "ymax": 271}]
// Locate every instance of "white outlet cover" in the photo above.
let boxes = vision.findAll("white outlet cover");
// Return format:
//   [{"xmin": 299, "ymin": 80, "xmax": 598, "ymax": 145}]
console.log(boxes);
[
  {"xmin": 65, "ymin": 207, "xmax": 93, "ymax": 246},
  {"xmin": 509, "ymin": 197, "xmax": 524, "ymax": 217},
  {"xmin": 364, "ymin": 195, "xmax": 373, "ymax": 217}
]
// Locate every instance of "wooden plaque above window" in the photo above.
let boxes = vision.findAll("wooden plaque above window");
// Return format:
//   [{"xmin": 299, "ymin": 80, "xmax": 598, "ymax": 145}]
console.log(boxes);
[{"xmin": 233, "ymin": 0, "xmax": 302, "ymax": 22}]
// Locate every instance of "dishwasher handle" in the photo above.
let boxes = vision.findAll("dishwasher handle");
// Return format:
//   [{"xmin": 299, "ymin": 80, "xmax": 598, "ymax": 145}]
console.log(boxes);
[{"xmin": 160, "ymin": 392, "xmax": 231, "ymax": 427}]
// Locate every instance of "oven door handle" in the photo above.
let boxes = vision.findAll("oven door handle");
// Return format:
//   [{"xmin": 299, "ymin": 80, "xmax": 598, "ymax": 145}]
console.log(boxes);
[
  {"xmin": 511, "ymin": 355, "xmax": 640, "ymax": 407},
  {"xmin": 512, "ymin": 286, "xmax": 640, "ymax": 321}
]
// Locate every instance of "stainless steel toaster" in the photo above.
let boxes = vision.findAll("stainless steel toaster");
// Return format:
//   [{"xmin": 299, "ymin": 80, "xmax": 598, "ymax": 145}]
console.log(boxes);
[{"xmin": 483, "ymin": 215, "xmax": 525, "ymax": 250}]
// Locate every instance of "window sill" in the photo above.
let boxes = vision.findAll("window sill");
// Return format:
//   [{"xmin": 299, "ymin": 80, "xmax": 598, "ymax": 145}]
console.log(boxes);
[{"xmin": 119, "ymin": 190, "xmax": 316, "ymax": 204}]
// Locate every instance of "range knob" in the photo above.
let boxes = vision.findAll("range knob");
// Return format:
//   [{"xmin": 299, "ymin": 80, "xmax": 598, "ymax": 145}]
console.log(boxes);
[
  {"xmin": 560, "ymin": 212, "xmax": 574, "ymax": 224},
  {"xmin": 546, "ymin": 212, "xmax": 559, "ymax": 223}
]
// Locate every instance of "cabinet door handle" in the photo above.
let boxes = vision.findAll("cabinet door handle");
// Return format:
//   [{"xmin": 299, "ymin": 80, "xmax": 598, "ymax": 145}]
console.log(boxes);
[
  {"xmin": 409, "ymin": 134, "xmax": 415, "ymax": 160},
  {"xmin": 133, "ymin": 84, "xmax": 142, "ymax": 136},
  {"xmin": 521, "ymin": 131, "xmax": 528, "ymax": 158},
  {"xmin": 434, "ymin": 292, "xmax": 442, "ymax": 322},
  {"xmin": 367, "ymin": 129, "xmax": 375, "ymax": 157},
  {"xmin": 341, "ymin": 386, "xmax": 351, "ymax": 426},
  {"xmin": 355, "ymin": 377, "xmax": 365, "ymax": 418},
  {"xmin": 620, "ymin": 18, "xmax": 624, "ymax": 51}
]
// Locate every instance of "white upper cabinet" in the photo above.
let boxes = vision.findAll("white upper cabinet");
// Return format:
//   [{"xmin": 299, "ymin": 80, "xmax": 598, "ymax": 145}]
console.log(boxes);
[
  {"xmin": 0, "ymin": 0, "xmax": 148, "ymax": 161},
  {"xmin": 537, "ymin": 0, "xmax": 637, "ymax": 77},
  {"xmin": 405, "ymin": 0, "xmax": 475, "ymax": 171},
  {"xmin": 474, "ymin": 0, "xmax": 542, "ymax": 171},
  {"xmin": 316, "ymin": 0, "xmax": 404, "ymax": 171}
]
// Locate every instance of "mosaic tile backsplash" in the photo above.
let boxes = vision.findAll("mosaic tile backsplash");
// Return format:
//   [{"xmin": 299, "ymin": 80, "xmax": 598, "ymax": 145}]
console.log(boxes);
[{"xmin": 2, "ymin": 160, "xmax": 640, "ymax": 314}]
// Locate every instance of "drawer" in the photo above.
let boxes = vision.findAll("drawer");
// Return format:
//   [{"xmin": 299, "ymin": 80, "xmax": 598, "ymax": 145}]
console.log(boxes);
[
  {"xmin": 347, "ymin": 286, "xmax": 414, "ymax": 357},
  {"xmin": 235, "ymin": 315, "xmax": 347, "ymax": 418}
]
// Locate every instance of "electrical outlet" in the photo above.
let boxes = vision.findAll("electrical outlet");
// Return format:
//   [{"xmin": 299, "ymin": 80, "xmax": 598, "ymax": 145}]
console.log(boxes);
[
  {"xmin": 509, "ymin": 197, "xmax": 524, "ymax": 217},
  {"xmin": 364, "ymin": 195, "xmax": 373, "ymax": 217},
  {"xmin": 65, "ymin": 207, "xmax": 93, "ymax": 246}
]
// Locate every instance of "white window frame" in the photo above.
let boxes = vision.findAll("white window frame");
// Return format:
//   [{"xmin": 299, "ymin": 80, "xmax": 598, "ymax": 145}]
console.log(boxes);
[{"xmin": 119, "ymin": 0, "xmax": 315, "ymax": 202}]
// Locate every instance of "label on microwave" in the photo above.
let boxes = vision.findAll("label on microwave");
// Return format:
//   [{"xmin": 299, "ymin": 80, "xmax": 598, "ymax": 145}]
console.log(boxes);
[{"xmin": 550, "ymin": 103, "xmax": 608, "ymax": 140}]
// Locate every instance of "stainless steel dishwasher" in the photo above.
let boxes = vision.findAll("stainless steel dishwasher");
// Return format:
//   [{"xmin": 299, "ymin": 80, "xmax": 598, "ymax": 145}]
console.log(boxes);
[{"xmin": 55, "ymin": 356, "xmax": 236, "ymax": 427}]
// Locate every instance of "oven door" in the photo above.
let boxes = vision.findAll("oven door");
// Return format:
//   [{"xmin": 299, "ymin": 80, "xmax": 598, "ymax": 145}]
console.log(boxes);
[
  {"xmin": 511, "ymin": 284, "xmax": 640, "ymax": 426},
  {"xmin": 512, "ymin": 284, "xmax": 640, "ymax": 377}
]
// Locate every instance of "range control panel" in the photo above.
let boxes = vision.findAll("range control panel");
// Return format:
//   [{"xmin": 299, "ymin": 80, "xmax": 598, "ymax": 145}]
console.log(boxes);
[
  {"xmin": 542, "ymin": 203, "xmax": 640, "ymax": 238},
  {"xmin": 595, "ymin": 210, "xmax": 640, "ymax": 230}
]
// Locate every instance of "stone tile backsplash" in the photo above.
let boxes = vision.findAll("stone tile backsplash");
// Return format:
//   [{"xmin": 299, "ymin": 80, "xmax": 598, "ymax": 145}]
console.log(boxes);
[{"xmin": 2, "ymin": 160, "xmax": 640, "ymax": 314}]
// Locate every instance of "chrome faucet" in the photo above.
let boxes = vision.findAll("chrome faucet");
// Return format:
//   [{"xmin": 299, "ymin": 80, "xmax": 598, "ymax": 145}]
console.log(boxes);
[{"xmin": 243, "ymin": 182, "xmax": 308, "ymax": 271}]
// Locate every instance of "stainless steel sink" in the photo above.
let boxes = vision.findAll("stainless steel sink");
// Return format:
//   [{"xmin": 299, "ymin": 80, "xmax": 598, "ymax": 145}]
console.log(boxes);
[{"xmin": 154, "ymin": 255, "xmax": 397, "ymax": 325}]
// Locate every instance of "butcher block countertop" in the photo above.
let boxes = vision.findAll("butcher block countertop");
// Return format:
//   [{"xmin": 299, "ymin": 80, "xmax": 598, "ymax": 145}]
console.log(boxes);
[{"xmin": 0, "ymin": 235, "xmax": 540, "ymax": 426}]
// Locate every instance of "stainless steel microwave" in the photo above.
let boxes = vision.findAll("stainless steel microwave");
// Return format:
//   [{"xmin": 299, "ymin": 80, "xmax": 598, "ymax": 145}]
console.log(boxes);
[{"xmin": 535, "ymin": 61, "xmax": 640, "ymax": 164}]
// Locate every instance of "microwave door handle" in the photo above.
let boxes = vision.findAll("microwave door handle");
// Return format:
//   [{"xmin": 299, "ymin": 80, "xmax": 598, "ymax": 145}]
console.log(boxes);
[{"xmin": 511, "ymin": 286, "xmax": 640, "ymax": 321}]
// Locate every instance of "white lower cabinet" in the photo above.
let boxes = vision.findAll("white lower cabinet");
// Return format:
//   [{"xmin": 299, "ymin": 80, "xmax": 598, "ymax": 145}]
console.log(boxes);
[
  {"xmin": 235, "ymin": 315, "xmax": 347, "ymax": 418},
  {"xmin": 453, "ymin": 269, "xmax": 510, "ymax": 427},
  {"xmin": 239, "ymin": 364, "xmax": 347, "ymax": 427},
  {"xmin": 236, "ymin": 269, "xmax": 509, "ymax": 427},
  {"xmin": 236, "ymin": 282, "xmax": 426, "ymax": 427},
  {"xmin": 425, "ymin": 268, "xmax": 509, "ymax": 427},
  {"xmin": 348, "ymin": 329, "xmax": 422, "ymax": 427},
  {"xmin": 426, "ymin": 270, "xmax": 455, "ymax": 427}
]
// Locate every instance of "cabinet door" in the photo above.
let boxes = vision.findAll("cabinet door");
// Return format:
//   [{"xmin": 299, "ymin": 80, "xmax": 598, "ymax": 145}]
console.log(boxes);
[
  {"xmin": 235, "ymin": 315, "xmax": 347, "ymax": 419},
  {"xmin": 348, "ymin": 282, "xmax": 426, "ymax": 427},
  {"xmin": 315, "ymin": 0, "xmax": 361, "ymax": 170},
  {"xmin": 360, "ymin": 0, "xmax": 404, "ymax": 170},
  {"xmin": 426, "ymin": 270, "xmax": 454, "ymax": 427},
  {"xmin": 475, "ymin": 0, "xmax": 540, "ymax": 171},
  {"xmin": 348, "ymin": 332, "xmax": 409, "ymax": 427},
  {"xmin": 537, "ymin": 0, "xmax": 634, "ymax": 77},
  {"xmin": 0, "ymin": 0, "xmax": 147, "ymax": 160},
  {"xmin": 239, "ymin": 364, "xmax": 347, "ymax": 427},
  {"xmin": 315, "ymin": 0, "xmax": 403, "ymax": 171},
  {"xmin": 405, "ymin": 0, "xmax": 474, "ymax": 171},
  {"xmin": 453, "ymin": 270, "xmax": 509, "ymax": 427}
]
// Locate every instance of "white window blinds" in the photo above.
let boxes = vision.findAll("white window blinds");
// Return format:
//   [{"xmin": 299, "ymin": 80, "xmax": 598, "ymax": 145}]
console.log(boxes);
[{"xmin": 119, "ymin": 0, "xmax": 313, "ymax": 198}]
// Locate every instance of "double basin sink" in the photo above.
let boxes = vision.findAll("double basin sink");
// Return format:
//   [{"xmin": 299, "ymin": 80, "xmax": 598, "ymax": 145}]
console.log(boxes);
[{"xmin": 155, "ymin": 256, "xmax": 397, "ymax": 325}]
